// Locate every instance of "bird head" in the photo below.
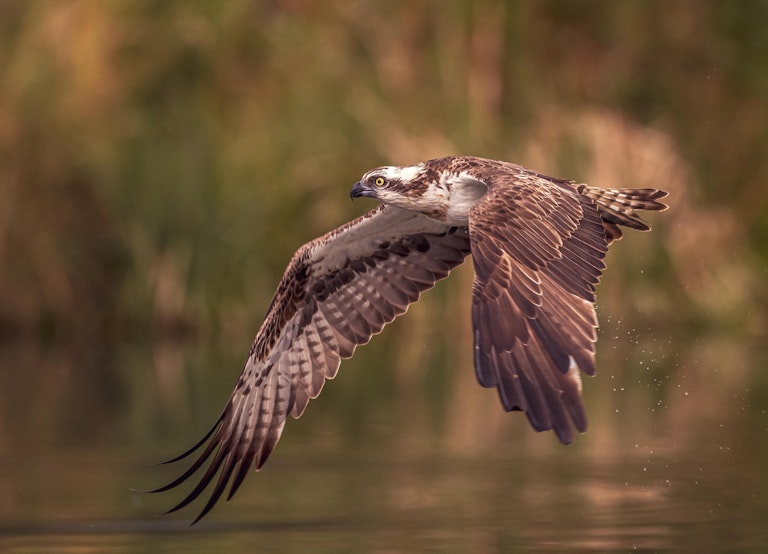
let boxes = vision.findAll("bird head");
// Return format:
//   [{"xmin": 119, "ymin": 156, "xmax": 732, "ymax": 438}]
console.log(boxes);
[{"xmin": 349, "ymin": 163, "xmax": 440, "ymax": 210}]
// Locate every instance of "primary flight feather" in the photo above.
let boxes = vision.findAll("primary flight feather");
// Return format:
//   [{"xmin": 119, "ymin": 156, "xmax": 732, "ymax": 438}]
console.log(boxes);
[{"xmin": 151, "ymin": 155, "xmax": 668, "ymax": 522}]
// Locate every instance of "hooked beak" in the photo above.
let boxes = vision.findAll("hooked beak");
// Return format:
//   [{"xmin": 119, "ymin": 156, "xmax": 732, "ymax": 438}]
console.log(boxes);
[{"xmin": 349, "ymin": 181, "xmax": 372, "ymax": 200}]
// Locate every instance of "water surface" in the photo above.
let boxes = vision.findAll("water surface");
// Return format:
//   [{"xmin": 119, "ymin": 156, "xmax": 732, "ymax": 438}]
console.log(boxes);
[{"xmin": 0, "ymin": 335, "xmax": 765, "ymax": 552}]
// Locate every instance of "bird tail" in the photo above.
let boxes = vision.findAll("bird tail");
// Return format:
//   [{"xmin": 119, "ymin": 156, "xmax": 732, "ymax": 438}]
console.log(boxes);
[{"xmin": 580, "ymin": 186, "xmax": 669, "ymax": 242}]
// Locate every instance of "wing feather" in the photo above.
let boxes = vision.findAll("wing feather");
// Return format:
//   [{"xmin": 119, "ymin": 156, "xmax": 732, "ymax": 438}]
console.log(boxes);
[
  {"xmin": 153, "ymin": 205, "xmax": 471, "ymax": 521},
  {"xmin": 469, "ymin": 169, "xmax": 608, "ymax": 444}
]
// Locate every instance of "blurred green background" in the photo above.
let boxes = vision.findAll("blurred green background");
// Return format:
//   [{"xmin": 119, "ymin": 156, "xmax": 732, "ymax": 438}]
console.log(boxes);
[{"xmin": 1, "ymin": 0, "xmax": 767, "ymax": 551}]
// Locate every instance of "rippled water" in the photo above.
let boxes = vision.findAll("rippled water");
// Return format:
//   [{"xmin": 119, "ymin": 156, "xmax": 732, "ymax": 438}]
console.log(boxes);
[{"xmin": 0, "ymin": 337, "xmax": 766, "ymax": 552}]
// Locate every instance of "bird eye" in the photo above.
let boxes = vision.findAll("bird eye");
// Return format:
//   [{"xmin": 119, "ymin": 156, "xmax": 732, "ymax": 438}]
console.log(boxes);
[{"xmin": 374, "ymin": 176, "xmax": 386, "ymax": 187}]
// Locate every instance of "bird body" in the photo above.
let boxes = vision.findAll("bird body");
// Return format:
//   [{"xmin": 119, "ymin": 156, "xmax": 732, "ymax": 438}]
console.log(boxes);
[{"xmin": 153, "ymin": 155, "xmax": 668, "ymax": 522}]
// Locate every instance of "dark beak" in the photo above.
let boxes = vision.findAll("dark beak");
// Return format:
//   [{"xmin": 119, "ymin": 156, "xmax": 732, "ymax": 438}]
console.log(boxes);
[{"xmin": 349, "ymin": 181, "xmax": 371, "ymax": 200}]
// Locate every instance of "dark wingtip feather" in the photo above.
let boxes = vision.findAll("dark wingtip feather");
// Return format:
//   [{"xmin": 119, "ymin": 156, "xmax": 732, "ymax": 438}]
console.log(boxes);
[
  {"xmin": 158, "ymin": 412, "xmax": 226, "ymax": 466},
  {"xmin": 226, "ymin": 451, "xmax": 257, "ymax": 502},
  {"xmin": 144, "ymin": 446, "xmax": 214, "ymax": 494},
  {"xmin": 160, "ymin": 447, "xmax": 230, "ymax": 518},
  {"xmin": 145, "ymin": 421, "xmax": 226, "ymax": 495},
  {"xmin": 553, "ymin": 425, "xmax": 574, "ymax": 445},
  {"xmin": 189, "ymin": 471, "xmax": 231, "ymax": 525}
]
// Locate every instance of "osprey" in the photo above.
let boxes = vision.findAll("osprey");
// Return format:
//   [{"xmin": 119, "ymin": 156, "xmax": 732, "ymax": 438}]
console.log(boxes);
[{"xmin": 152, "ymin": 155, "xmax": 668, "ymax": 522}]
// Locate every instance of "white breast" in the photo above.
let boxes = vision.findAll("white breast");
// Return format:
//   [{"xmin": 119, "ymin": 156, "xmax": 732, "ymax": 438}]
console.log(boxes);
[{"xmin": 442, "ymin": 171, "xmax": 488, "ymax": 226}]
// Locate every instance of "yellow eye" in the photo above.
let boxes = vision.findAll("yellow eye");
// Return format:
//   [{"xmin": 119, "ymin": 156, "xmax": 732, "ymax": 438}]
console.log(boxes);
[{"xmin": 374, "ymin": 176, "xmax": 386, "ymax": 187}]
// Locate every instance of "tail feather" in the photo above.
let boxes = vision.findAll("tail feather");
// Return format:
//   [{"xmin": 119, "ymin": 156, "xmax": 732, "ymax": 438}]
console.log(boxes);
[{"xmin": 579, "ymin": 186, "xmax": 668, "ymax": 242}]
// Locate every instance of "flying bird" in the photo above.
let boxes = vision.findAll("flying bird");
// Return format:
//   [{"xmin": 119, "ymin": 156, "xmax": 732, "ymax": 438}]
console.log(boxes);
[{"xmin": 151, "ymin": 155, "xmax": 668, "ymax": 523}]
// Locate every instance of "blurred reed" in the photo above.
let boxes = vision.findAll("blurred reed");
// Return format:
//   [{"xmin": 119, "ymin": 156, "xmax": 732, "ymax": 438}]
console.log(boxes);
[{"xmin": 0, "ymin": 1, "xmax": 765, "ymax": 408}]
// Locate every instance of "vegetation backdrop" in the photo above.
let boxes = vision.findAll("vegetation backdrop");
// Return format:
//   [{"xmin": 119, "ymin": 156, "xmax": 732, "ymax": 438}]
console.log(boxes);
[{"xmin": 0, "ymin": 1, "xmax": 766, "ymax": 544}]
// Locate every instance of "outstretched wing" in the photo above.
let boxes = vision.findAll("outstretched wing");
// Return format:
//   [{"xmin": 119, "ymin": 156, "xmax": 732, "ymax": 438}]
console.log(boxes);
[
  {"xmin": 469, "ymin": 167, "xmax": 610, "ymax": 445},
  {"xmin": 152, "ymin": 205, "xmax": 471, "ymax": 522}
]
